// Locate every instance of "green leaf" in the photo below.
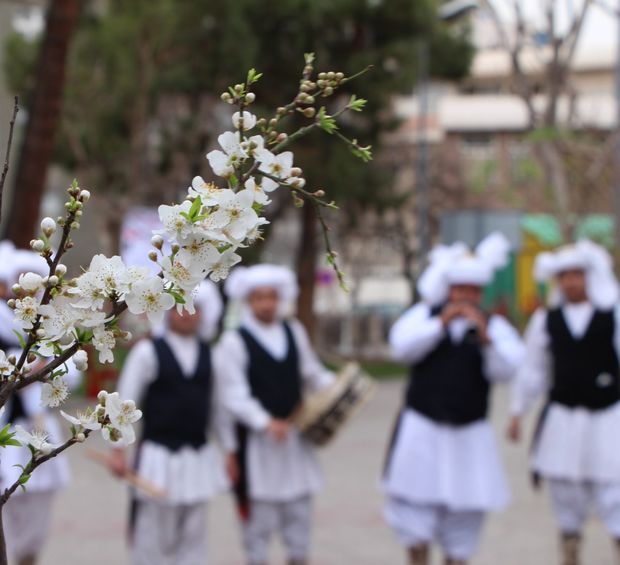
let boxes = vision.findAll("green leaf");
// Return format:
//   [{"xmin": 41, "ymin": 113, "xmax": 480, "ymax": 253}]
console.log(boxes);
[
  {"xmin": 18, "ymin": 473, "xmax": 31, "ymax": 486},
  {"xmin": 246, "ymin": 68, "xmax": 263, "ymax": 85},
  {"xmin": 228, "ymin": 174, "xmax": 239, "ymax": 189},
  {"xmin": 13, "ymin": 330, "xmax": 26, "ymax": 349},
  {"xmin": 317, "ymin": 107, "xmax": 338, "ymax": 134},
  {"xmin": 347, "ymin": 94, "xmax": 367, "ymax": 112},
  {"xmin": 168, "ymin": 290, "xmax": 186, "ymax": 305}
]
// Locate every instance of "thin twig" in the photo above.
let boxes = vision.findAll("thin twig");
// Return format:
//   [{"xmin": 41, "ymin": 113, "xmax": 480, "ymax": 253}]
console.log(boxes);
[
  {"xmin": 0, "ymin": 429, "xmax": 92, "ymax": 505},
  {"xmin": 0, "ymin": 97, "xmax": 19, "ymax": 221}
]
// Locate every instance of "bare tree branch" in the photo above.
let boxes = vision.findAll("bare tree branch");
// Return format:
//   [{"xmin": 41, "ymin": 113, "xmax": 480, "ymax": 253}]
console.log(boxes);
[{"xmin": 0, "ymin": 98, "xmax": 19, "ymax": 221}]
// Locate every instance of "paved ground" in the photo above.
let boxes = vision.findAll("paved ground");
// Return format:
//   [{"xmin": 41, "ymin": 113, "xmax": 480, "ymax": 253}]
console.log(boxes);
[{"xmin": 36, "ymin": 381, "xmax": 614, "ymax": 565}]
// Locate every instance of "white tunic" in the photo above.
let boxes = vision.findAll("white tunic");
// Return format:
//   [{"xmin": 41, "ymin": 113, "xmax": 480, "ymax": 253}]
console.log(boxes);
[
  {"xmin": 512, "ymin": 303, "xmax": 620, "ymax": 482},
  {"xmin": 383, "ymin": 303, "xmax": 525, "ymax": 511},
  {"xmin": 214, "ymin": 314, "xmax": 334, "ymax": 502},
  {"xmin": 118, "ymin": 331, "xmax": 232, "ymax": 504}
]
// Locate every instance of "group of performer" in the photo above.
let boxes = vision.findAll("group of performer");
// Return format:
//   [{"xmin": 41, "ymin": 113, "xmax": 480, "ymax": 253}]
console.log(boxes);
[{"xmin": 1, "ymin": 232, "xmax": 619, "ymax": 565}]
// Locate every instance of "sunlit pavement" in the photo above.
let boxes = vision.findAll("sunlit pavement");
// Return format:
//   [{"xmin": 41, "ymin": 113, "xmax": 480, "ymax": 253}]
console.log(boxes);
[{"xmin": 40, "ymin": 381, "xmax": 613, "ymax": 565}]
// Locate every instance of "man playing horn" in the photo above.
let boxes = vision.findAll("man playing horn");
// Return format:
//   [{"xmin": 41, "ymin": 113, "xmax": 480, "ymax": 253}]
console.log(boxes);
[{"xmin": 383, "ymin": 233, "xmax": 525, "ymax": 565}]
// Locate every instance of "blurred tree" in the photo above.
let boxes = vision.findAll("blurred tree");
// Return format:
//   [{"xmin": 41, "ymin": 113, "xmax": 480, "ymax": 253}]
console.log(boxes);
[
  {"xmin": 4, "ymin": 0, "xmax": 81, "ymax": 248},
  {"xmin": 4, "ymin": 0, "xmax": 473, "ymax": 333}
]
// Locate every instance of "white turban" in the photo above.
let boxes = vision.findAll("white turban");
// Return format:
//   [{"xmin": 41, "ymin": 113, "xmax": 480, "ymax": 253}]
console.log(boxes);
[
  {"xmin": 192, "ymin": 280, "xmax": 223, "ymax": 341},
  {"xmin": 224, "ymin": 264, "xmax": 298, "ymax": 303},
  {"xmin": 418, "ymin": 232, "xmax": 511, "ymax": 306},
  {"xmin": 9, "ymin": 249, "xmax": 49, "ymax": 284},
  {"xmin": 534, "ymin": 240, "xmax": 619, "ymax": 309}
]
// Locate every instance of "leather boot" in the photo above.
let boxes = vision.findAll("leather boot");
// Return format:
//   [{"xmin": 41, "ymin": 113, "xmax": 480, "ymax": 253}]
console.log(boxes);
[
  {"xmin": 408, "ymin": 544, "xmax": 429, "ymax": 565},
  {"xmin": 561, "ymin": 533, "xmax": 580, "ymax": 565}
]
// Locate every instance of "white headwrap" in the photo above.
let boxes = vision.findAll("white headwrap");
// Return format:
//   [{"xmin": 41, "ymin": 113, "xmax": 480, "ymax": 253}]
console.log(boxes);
[
  {"xmin": 193, "ymin": 280, "xmax": 223, "ymax": 341},
  {"xmin": 417, "ymin": 232, "xmax": 511, "ymax": 306},
  {"xmin": 534, "ymin": 240, "xmax": 619, "ymax": 309},
  {"xmin": 151, "ymin": 279, "xmax": 223, "ymax": 341},
  {"xmin": 9, "ymin": 249, "xmax": 49, "ymax": 284},
  {"xmin": 224, "ymin": 264, "xmax": 298, "ymax": 303}
]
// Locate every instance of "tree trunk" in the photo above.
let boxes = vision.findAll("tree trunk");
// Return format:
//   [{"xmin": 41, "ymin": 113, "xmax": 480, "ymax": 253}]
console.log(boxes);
[
  {"xmin": 296, "ymin": 203, "xmax": 318, "ymax": 339},
  {"xmin": 5, "ymin": 0, "xmax": 81, "ymax": 247}
]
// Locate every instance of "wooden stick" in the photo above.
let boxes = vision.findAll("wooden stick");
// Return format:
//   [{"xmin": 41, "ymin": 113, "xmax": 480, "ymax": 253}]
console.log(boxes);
[{"xmin": 86, "ymin": 448, "xmax": 167, "ymax": 499}]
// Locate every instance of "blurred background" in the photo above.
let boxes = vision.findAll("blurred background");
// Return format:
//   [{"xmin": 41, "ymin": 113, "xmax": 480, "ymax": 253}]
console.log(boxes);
[{"xmin": 1, "ymin": 1, "xmax": 620, "ymax": 562}]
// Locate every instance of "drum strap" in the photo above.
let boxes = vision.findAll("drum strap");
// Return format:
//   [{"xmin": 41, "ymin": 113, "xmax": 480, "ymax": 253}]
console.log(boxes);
[{"xmin": 232, "ymin": 424, "xmax": 251, "ymax": 521}]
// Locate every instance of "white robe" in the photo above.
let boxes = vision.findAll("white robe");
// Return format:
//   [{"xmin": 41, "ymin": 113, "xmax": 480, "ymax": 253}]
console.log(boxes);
[
  {"xmin": 214, "ymin": 314, "xmax": 334, "ymax": 502},
  {"xmin": 512, "ymin": 303, "xmax": 620, "ymax": 483},
  {"xmin": 383, "ymin": 303, "xmax": 525, "ymax": 511},
  {"xmin": 117, "ymin": 331, "xmax": 232, "ymax": 505}
]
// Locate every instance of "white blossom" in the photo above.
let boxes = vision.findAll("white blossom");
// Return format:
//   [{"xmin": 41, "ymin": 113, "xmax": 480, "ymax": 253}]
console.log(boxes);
[
  {"xmin": 14, "ymin": 296, "xmax": 39, "ymax": 329},
  {"xmin": 161, "ymin": 255, "xmax": 205, "ymax": 292},
  {"xmin": 103, "ymin": 392, "xmax": 142, "ymax": 445},
  {"xmin": 60, "ymin": 408, "xmax": 101, "ymax": 431},
  {"xmin": 72, "ymin": 349, "xmax": 89, "ymax": 372},
  {"xmin": 188, "ymin": 176, "xmax": 225, "ymax": 206},
  {"xmin": 176, "ymin": 239, "xmax": 221, "ymax": 275},
  {"xmin": 232, "ymin": 111, "xmax": 257, "ymax": 131},
  {"xmin": 209, "ymin": 249, "xmax": 242, "ymax": 282},
  {"xmin": 245, "ymin": 177, "xmax": 270, "ymax": 205},
  {"xmin": 206, "ymin": 131, "xmax": 248, "ymax": 177},
  {"xmin": 0, "ymin": 350, "xmax": 15, "ymax": 378},
  {"xmin": 38, "ymin": 297, "xmax": 80, "ymax": 342},
  {"xmin": 257, "ymin": 150, "xmax": 294, "ymax": 191},
  {"xmin": 18, "ymin": 272, "xmax": 44, "ymax": 293},
  {"xmin": 14, "ymin": 425, "xmax": 55, "ymax": 455},
  {"xmin": 92, "ymin": 326, "xmax": 115, "ymax": 364},
  {"xmin": 40, "ymin": 217, "xmax": 57, "ymax": 235},
  {"xmin": 41, "ymin": 376, "xmax": 69, "ymax": 408},
  {"xmin": 158, "ymin": 201, "xmax": 195, "ymax": 241},
  {"xmin": 125, "ymin": 277, "xmax": 175, "ymax": 324},
  {"xmin": 208, "ymin": 189, "xmax": 259, "ymax": 240}
]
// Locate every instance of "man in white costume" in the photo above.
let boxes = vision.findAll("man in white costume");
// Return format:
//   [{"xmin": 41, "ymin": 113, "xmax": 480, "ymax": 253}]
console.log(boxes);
[
  {"xmin": 215, "ymin": 264, "xmax": 334, "ymax": 565},
  {"xmin": 109, "ymin": 280, "xmax": 231, "ymax": 565},
  {"xmin": 508, "ymin": 240, "xmax": 620, "ymax": 565},
  {"xmin": 383, "ymin": 233, "xmax": 525, "ymax": 565},
  {"xmin": 0, "ymin": 249, "xmax": 78, "ymax": 565}
]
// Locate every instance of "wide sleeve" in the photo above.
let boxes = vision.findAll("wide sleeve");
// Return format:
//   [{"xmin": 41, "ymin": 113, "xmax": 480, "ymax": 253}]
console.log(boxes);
[
  {"xmin": 482, "ymin": 315, "xmax": 526, "ymax": 383},
  {"xmin": 290, "ymin": 319, "xmax": 335, "ymax": 393},
  {"xmin": 213, "ymin": 331, "xmax": 270, "ymax": 432},
  {"xmin": 389, "ymin": 303, "xmax": 444, "ymax": 364},
  {"xmin": 210, "ymin": 361, "xmax": 237, "ymax": 452},
  {"xmin": 116, "ymin": 339, "xmax": 158, "ymax": 407},
  {"xmin": 510, "ymin": 308, "xmax": 552, "ymax": 416}
]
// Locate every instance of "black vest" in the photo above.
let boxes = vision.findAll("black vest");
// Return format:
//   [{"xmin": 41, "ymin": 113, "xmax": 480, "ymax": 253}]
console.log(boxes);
[
  {"xmin": 547, "ymin": 307, "xmax": 620, "ymax": 410},
  {"xmin": 141, "ymin": 338, "xmax": 212, "ymax": 450},
  {"xmin": 238, "ymin": 322, "xmax": 302, "ymax": 418},
  {"xmin": 407, "ymin": 307, "xmax": 489, "ymax": 425}
]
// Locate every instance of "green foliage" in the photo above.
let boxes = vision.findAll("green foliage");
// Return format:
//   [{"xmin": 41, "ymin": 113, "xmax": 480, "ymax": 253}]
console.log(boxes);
[
  {"xmin": 0, "ymin": 424, "xmax": 20, "ymax": 448},
  {"xmin": 4, "ymin": 0, "xmax": 473, "ymax": 224}
]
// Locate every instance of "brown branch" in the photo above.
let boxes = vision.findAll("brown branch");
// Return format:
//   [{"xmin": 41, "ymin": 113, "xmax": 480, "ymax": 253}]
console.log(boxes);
[
  {"xmin": 0, "ymin": 97, "xmax": 19, "ymax": 221},
  {"xmin": 0, "ymin": 429, "xmax": 92, "ymax": 505}
]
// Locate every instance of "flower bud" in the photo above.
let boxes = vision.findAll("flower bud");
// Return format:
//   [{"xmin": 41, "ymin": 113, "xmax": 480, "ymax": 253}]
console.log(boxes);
[
  {"xmin": 6, "ymin": 299, "xmax": 15, "ymax": 309},
  {"xmin": 55, "ymin": 264, "xmax": 67, "ymax": 277},
  {"xmin": 40, "ymin": 217, "xmax": 56, "ymax": 236},
  {"xmin": 171, "ymin": 243, "xmax": 180, "ymax": 254},
  {"xmin": 276, "ymin": 107, "xmax": 286, "ymax": 115},
  {"xmin": 290, "ymin": 167, "xmax": 303, "ymax": 177},
  {"xmin": 75, "ymin": 432, "xmax": 86, "ymax": 442},
  {"xmin": 245, "ymin": 92, "xmax": 256, "ymax": 103},
  {"xmin": 27, "ymin": 352, "xmax": 36, "ymax": 364},
  {"xmin": 148, "ymin": 251, "xmax": 158, "ymax": 262},
  {"xmin": 48, "ymin": 275, "xmax": 59, "ymax": 287},
  {"xmin": 327, "ymin": 71, "xmax": 336, "ymax": 80},
  {"xmin": 290, "ymin": 178, "xmax": 306, "ymax": 189},
  {"xmin": 8, "ymin": 354, "xmax": 16, "ymax": 365},
  {"xmin": 35, "ymin": 328, "xmax": 46, "ymax": 339},
  {"xmin": 97, "ymin": 390, "xmax": 108, "ymax": 403},
  {"xmin": 121, "ymin": 331, "xmax": 132, "ymax": 341},
  {"xmin": 269, "ymin": 118, "xmax": 278, "ymax": 127},
  {"xmin": 70, "ymin": 221, "xmax": 80, "ymax": 230},
  {"xmin": 314, "ymin": 189, "xmax": 326, "ymax": 198},
  {"xmin": 323, "ymin": 86, "xmax": 334, "ymax": 97},
  {"xmin": 318, "ymin": 72, "xmax": 327, "ymax": 80},
  {"xmin": 302, "ymin": 107, "xmax": 316, "ymax": 119},
  {"xmin": 79, "ymin": 189, "xmax": 91, "ymax": 202},
  {"xmin": 276, "ymin": 133, "xmax": 288, "ymax": 142},
  {"xmin": 150, "ymin": 235, "xmax": 164, "ymax": 250},
  {"xmin": 31, "ymin": 239, "xmax": 45, "ymax": 252},
  {"xmin": 257, "ymin": 118, "xmax": 267, "ymax": 128},
  {"xmin": 221, "ymin": 92, "xmax": 232, "ymax": 103},
  {"xmin": 234, "ymin": 83, "xmax": 244, "ymax": 93},
  {"xmin": 11, "ymin": 284, "xmax": 21, "ymax": 295},
  {"xmin": 293, "ymin": 195, "xmax": 305, "ymax": 208}
]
